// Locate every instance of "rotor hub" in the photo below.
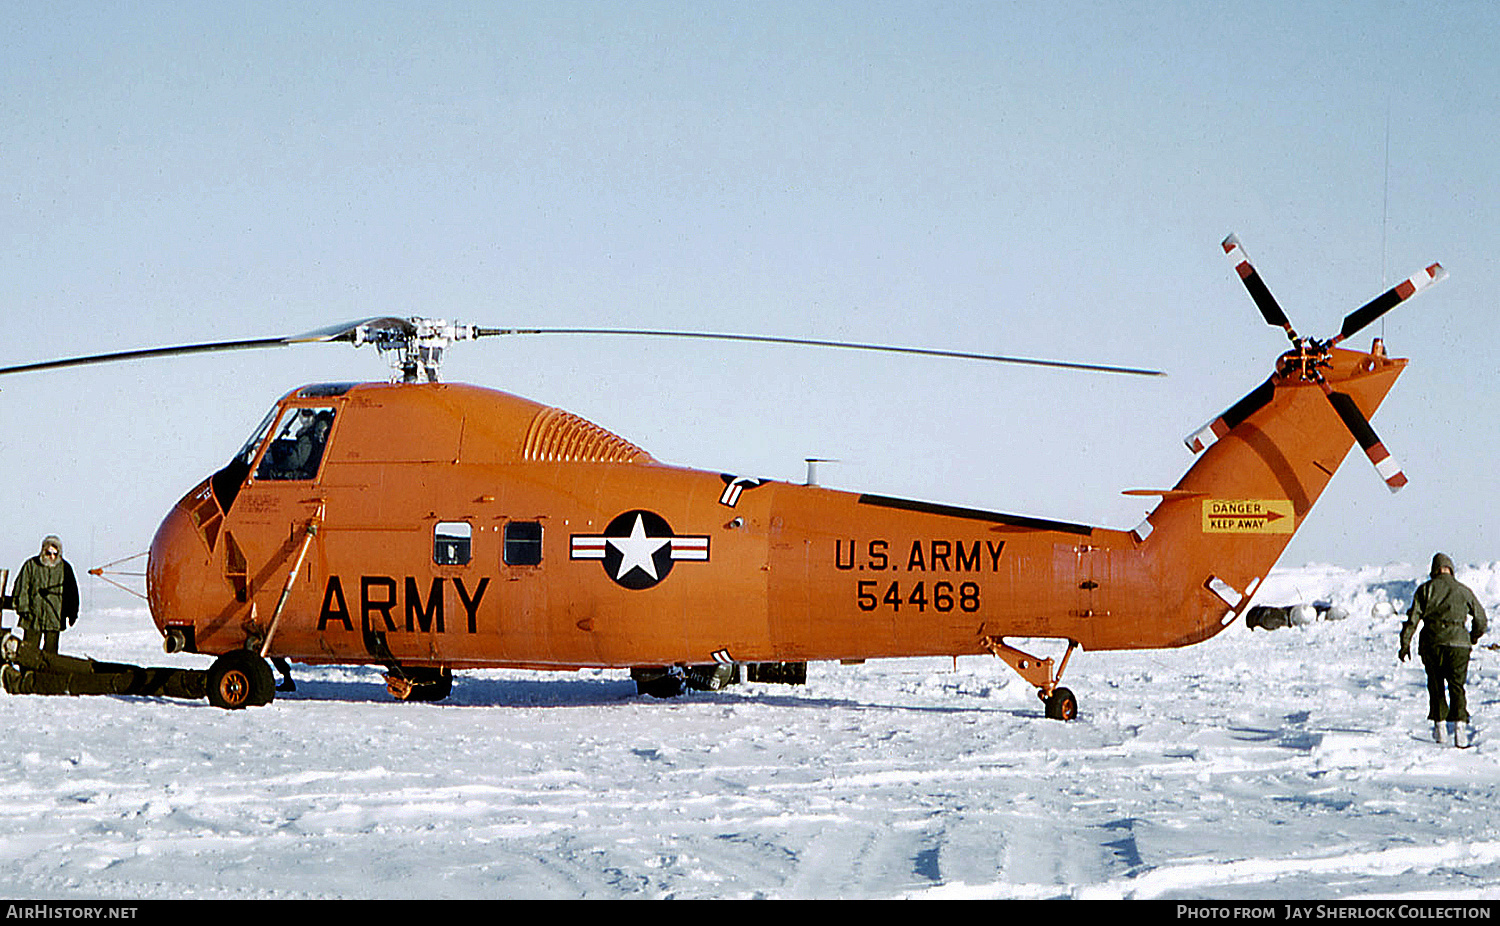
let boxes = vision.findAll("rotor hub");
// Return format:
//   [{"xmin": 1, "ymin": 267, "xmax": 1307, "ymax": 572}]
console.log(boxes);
[
  {"xmin": 1275, "ymin": 338, "xmax": 1332, "ymax": 382},
  {"xmin": 353, "ymin": 318, "xmax": 479, "ymax": 384}
]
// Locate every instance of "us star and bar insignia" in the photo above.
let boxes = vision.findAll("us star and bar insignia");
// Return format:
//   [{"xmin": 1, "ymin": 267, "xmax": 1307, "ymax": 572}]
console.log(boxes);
[{"xmin": 570, "ymin": 510, "xmax": 710, "ymax": 589}]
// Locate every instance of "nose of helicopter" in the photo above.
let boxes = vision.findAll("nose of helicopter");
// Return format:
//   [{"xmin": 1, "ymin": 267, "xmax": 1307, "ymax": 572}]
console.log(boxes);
[{"xmin": 147, "ymin": 480, "xmax": 217, "ymax": 639}]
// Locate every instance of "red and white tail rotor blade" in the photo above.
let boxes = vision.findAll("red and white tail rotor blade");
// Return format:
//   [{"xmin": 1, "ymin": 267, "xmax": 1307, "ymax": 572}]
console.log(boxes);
[
  {"xmin": 1222, "ymin": 235, "xmax": 1299, "ymax": 343},
  {"xmin": 1321, "ymin": 384, "xmax": 1408, "ymax": 492},
  {"xmin": 1185, "ymin": 378, "xmax": 1276, "ymax": 453},
  {"xmin": 1328, "ymin": 262, "xmax": 1447, "ymax": 348}
]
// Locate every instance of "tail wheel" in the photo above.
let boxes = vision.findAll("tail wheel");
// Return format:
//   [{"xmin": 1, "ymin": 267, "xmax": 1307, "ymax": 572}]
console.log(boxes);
[
  {"xmin": 1043, "ymin": 687, "xmax": 1078, "ymax": 721},
  {"xmin": 207, "ymin": 651, "xmax": 276, "ymax": 710}
]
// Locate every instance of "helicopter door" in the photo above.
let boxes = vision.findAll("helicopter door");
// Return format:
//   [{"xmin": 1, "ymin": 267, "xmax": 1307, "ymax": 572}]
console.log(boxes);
[{"xmin": 1054, "ymin": 541, "xmax": 1099, "ymax": 619}]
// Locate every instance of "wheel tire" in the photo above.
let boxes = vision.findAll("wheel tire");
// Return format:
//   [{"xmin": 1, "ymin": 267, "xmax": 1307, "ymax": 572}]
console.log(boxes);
[
  {"xmin": 631, "ymin": 666, "xmax": 687, "ymax": 698},
  {"xmin": 1044, "ymin": 687, "xmax": 1078, "ymax": 721},
  {"xmin": 207, "ymin": 651, "xmax": 276, "ymax": 710},
  {"xmin": 686, "ymin": 663, "xmax": 740, "ymax": 691}
]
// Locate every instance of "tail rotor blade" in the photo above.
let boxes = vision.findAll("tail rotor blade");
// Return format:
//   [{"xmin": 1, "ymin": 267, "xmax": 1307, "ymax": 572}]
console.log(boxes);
[
  {"xmin": 1223, "ymin": 235, "xmax": 1298, "ymax": 342},
  {"xmin": 1321, "ymin": 385, "xmax": 1408, "ymax": 492},
  {"xmin": 1329, "ymin": 263, "xmax": 1447, "ymax": 348},
  {"xmin": 1185, "ymin": 377, "xmax": 1276, "ymax": 453}
]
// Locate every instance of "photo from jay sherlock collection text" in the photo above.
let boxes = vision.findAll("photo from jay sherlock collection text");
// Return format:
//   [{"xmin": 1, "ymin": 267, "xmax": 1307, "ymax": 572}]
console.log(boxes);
[{"xmin": 1176, "ymin": 904, "xmax": 1494, "ymax": 921}]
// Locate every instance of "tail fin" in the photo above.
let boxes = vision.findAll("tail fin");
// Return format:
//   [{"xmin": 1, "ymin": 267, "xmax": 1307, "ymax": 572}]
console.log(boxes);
[
  {"xmin": 1128, "ymin": 344, "xmax": 1405, "ymax": 646},
  {"xmin": 1109, "ymin": 235, "xmax": 1441, "ymax": 648}
]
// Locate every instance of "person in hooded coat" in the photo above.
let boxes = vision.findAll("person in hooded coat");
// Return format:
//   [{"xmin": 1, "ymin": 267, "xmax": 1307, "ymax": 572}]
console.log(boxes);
[
  {"xmin": 12, "ymin": 535, "xmax": 79, "ymax": 654},
  {"xmin": 1400, "ymin": 552, "xmax": 1488, "ymax": 745}
]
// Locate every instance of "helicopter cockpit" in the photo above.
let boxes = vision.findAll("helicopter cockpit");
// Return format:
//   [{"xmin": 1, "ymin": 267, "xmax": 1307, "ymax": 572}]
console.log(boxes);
[
  {"xmin": 255, "ymin": 406, "xmax": 336, "ymax": 481},
  {"xmin": 209, "ymin": 385, "xmax": 354, "ymax": 514}
]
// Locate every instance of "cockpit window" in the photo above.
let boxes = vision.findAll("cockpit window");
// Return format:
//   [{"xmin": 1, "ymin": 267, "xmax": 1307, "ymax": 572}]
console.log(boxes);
[
  {"xmin": 211, "ymin": 406, "xmax": 280, "ymax": 512},
  {"xmin": 296, "ymin": 383, "xmax": 357, "ymax": 398},
  {"xmin": 254, "ymin": 406, "xmax": 338, "ymax": 481},
  {"xmin": 232, "ymin": 408, "xmax": 279, "ymax": 471}
]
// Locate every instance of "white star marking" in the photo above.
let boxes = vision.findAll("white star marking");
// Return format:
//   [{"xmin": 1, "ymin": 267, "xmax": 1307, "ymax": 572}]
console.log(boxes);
[{"xmin": 607, "ymin": 513, "xmax": 671, "ymax": 582}]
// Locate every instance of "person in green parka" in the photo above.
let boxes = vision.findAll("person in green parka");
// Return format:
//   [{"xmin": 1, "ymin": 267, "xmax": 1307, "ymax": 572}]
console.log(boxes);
[
  {"xmin": 12, "ymin": 535, "xmax": 79, "ymax": 655},
  {"xmin": 1400, "ymin": 552, "xmax": 1488, "ymax": 746}
]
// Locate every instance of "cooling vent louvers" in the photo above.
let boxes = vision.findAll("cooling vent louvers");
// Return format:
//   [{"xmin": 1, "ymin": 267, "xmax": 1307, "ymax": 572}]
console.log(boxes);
[{"xmin": 521, "ymin": 407, "xmax": 651, "ymax": 463}]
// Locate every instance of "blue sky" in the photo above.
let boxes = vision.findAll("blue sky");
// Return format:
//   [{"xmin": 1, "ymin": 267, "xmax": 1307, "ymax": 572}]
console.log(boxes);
[{"xmin": 1, "ymin": 1, "xmax": 1496, "ymax": 595}]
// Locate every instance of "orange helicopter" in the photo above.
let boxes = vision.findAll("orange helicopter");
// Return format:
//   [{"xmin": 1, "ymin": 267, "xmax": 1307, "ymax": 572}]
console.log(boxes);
[{"xmin": 0, "ymin": 236, "xmax": 1445, "ymax": 717}]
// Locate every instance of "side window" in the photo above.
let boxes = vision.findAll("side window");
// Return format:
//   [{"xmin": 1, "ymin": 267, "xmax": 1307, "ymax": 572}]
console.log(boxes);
[
  {"xmin": 254, "ymin": 406, "xmax": 337, "ymax": 481},
  {"xmin": 434, "ymin": 522, "xmax": 472, "ymax": 565},
  {"xmin": 504, "ymin": 521, "xmax": 543, "ymax": 566}
]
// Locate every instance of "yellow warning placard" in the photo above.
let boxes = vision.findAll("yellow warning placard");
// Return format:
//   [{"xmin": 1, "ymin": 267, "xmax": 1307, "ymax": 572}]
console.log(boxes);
[{"xmin": 1202, "ymin": 499, "xmax": 1295, "ymax": 534}]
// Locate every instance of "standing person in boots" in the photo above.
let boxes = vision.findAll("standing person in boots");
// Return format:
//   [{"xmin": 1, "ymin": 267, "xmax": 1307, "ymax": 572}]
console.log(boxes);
[
  {"xmin": 12, "ymin": 535, "xmax": 79, "ymax": 655},
  {"xmin": 1400, "ymin": 553, "xmax": 1488, "ymax": 746}
]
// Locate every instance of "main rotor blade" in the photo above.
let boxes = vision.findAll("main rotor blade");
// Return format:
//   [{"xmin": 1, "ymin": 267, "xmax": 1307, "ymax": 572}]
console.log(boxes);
[
  {"xmin": 1321, "ymin": 384, "xmax": 1407, "ymax": 492},
  {"xmin": 1222, "ymin": 235, "xmax": 1298, "ymax": 343},
  {"xmin": 284, "ymin": 316, "xmax": 418, "ymax": 344},
  {"xmin": 0, "ymin": 317, "xmax": 419, "ymax": 377},
  {"xmin": 1328, "ymin": 262, "xmax": 1447, "ymax": 348},
  {"xmin": 0, "ymin": 337, "xmax": 293, "ymax": 376},
  {"xmin": 476, "ymin": 327, "xmax": 1165, "ymax": 377}
]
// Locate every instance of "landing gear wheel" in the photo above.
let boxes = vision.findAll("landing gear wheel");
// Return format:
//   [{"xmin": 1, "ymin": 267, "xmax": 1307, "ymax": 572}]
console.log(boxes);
[
  {"xmin": 1043, "ymin": 687, "xmax": 1078, "ymax": 721},
  {"xmin": 631, "ymin": 666, "xmax": 687, "ymax": 698},
  {"xmin": 207, "ymin": 651, "xmax": 276, "ymax": 710},
  {"xmin": 686, "ymin": 663, "xmax": 740, "ymax": 691}
]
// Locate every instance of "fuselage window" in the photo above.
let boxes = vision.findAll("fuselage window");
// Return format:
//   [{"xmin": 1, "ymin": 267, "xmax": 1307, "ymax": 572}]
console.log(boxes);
[
  {"xmin": 504, "ymin": 521, "xmax": 543, "ymax": 566},
  {"xmin": 435, "ymin": 521, "xmax": 472, "ymax": 566},
  {"xmin": 254, "ymin": 406, "xmax": 337, "ymax": 481}
]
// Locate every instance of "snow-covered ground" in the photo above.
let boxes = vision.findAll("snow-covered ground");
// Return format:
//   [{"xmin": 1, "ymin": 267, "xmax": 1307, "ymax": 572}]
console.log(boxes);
[{"xmin": 3, "ymin": 562, "xmax": 1500, "ymax": 900}]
